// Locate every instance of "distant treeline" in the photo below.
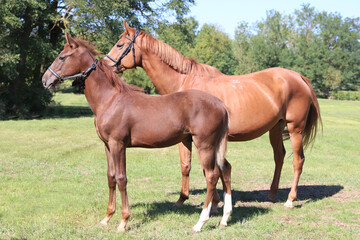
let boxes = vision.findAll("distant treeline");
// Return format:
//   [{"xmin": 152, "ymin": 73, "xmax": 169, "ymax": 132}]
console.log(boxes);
[{"xmin": 1, "ymin": 1, "xmax": 359, "ymax": 117}]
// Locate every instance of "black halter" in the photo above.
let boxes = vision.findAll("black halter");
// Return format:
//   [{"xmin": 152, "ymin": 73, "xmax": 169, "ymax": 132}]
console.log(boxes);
[
  {"xmin": 106, "ymin": 29, "xmax": 140, "ymax": 71},
  {"xmin": 47, "ymin": 59, "xmax": 98, "ymax": 84}
]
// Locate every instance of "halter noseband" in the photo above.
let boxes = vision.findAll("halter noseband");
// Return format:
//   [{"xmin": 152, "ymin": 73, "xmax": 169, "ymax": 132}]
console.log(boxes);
[
  {"xmin": 106, "ymin": 29, "xmax": 140, "ymax": 71},
  {"xmin": 47, "ymin": 59, "xmax": 98, "ymax": 84}
]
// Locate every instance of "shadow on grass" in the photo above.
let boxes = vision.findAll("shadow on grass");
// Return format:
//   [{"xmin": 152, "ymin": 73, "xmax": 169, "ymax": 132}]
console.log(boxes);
[
  {"xmin": 131, "ymin": 200, "xmax": 269, "ymax": 228},
  {"xmin": 136, "ymin": 184, "xmax": 342, "ymax": 228},
  {"xmin": 42, "ymin": 105, "xmax": 93, "ymax": 119},
  {"xmin": 235, "ymin": 184, "xmax": 344, "ymax": 203},
  {"xmin": 185, "ymin": 184, "xmax": 344, "ymax": 203},
  {"xmin": 0, "ymin": 106, "xmax": 93, "ymax": 120}
]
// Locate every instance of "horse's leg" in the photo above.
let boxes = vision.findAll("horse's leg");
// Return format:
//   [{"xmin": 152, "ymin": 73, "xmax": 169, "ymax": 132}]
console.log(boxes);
[
  {"xmin": 268, "ymin": 120, "xmax": 286, "ymax": 202},
  {"xmin": 195, "ymin": 147, "xmax": 221, "ymax": 214},
  {"xmin": 284, "ymin": 122, "xmax": 305, "ymax": 208},
  {"xmin": 174, "ymin": 140, "xmax": 192, "ymax": 206},
  {"xmin": 100, "ymin": 145, "xmax": 117, "ymax": 226},
  {"xmin": 219, "ymin": 159, "xmax": 232, "ymax": 227},
  {"xmin": 210, "ymin": 165, "xmax": 221, "ymax": 214},
  {"xmin": 210, "ymin": 159, "xmax": 232, "ymax": 215},
  {"xmin": 108, "ymin": 141, "xmax": 130, "ymax": 232},
  {"xmin": 193, "ymin": 148, "xmax": 217, "ymax": 232}
]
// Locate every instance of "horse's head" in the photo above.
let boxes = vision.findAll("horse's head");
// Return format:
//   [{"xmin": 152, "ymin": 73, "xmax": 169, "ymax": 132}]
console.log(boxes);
[
  {"xmin": 42, "ymin": 33, "xmax": 94, "ymax": 89},
  {"xmin": 105, "ymin": 21, "xmax": 141, "ymax": 73}
]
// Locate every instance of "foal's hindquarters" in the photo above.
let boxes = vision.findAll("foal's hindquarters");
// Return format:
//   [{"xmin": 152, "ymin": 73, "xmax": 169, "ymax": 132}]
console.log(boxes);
[{"xmin": 97, "ymin": 90, "xmax": 232, "ymax": 232}]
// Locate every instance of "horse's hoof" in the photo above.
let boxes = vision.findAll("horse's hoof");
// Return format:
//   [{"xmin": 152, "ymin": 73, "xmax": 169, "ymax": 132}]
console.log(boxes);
[
  {"xmin": 116, "ymin": 221, "xmax": 127, "ymax": 232},
  {"xmin": 284, "ymin": 200, "xmax": 294, "ymax": 209},
  {"xmin": 192, "ymin": 224, "xmax": 202, "ymax": 232},
  {"xmin": 219, "ymin": 222, "xmax": 227, "ymax": 227},
  {"xmin": 266, "ymin": 195, "xmax": 276, "ymax": 203},
  {"xmin": 100, "ymin": 218, "xmax": 109, "ymax": 226},
  {"xmin": 210, "ymin": 203, "xmax": 219, "ymax": 215},
  {"xmin": 210, "ymin": 208, "xmax": 219, "ymax": 215},
  {"xmin": 174, "ymin": 199, "xmax": 185, "ymax": 207}
]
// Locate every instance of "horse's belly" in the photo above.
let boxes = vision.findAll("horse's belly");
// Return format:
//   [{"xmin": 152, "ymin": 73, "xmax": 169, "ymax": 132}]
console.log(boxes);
[
  {"xmin": 206, "ymin": 84, "xmax": 283, "ymax": 141},
  {"xmin": 129, "ymin": 124, "xmax": 187, "ymax": 148}
]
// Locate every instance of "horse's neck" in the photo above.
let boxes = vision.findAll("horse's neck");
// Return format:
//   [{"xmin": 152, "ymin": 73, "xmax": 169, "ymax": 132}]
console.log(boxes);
[
  {"xmin": 84, "ymin": 66, "xmax": 118, "ymax": 115},
  {"xmin": 141, "ymin": 52, "xmax": 185, "ymax": 94}
]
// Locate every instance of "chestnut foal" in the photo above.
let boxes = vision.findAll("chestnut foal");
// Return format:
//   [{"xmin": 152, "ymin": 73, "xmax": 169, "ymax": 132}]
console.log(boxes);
[{"xmin": 42, "ymin": 33, "xmax": 232, "ymax": 232}]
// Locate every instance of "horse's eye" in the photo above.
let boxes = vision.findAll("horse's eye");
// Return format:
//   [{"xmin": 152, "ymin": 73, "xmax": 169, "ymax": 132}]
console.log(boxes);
[
  {"xmin": 59, "ymin": 56, "xmax": 65, "ymax": 61},
  {"xmin": 117, "ymin": 44, "xmax": 124, "ymax": 49}
]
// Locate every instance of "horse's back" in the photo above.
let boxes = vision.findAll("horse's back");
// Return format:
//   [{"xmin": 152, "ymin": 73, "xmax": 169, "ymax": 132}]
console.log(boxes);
[
  {"xmin": 177, "ymin": 89, "xmax": 228, "ymax": 133},
  {"xmin": 182, "ymin": 67, "xmax": 314, "ymax": 140},
  {"xmin": 99, "ymin": 90, "xmax": 227, "ymax": 148}
]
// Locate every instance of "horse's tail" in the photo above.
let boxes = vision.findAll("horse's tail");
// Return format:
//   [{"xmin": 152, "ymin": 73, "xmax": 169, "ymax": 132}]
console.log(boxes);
[
  {"xmin": 216, "ymin": 110, "xmax": 229, "ymax": 171},
  {"xmin": 301, "ymin": 75, "xmax": 323, "ymax": 149}
]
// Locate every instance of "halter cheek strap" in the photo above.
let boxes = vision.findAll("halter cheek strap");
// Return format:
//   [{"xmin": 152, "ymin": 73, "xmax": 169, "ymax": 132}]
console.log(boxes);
[
  {"xmin": 106, "ymin": 29, "xmax": 140, "ymax": 69},
  {"xmin": 47, "ymin": 59, "xmax": 98, "ymax": 83}
]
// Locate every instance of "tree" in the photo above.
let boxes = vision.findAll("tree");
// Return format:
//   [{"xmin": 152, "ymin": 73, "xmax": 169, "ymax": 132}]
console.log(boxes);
[
  {"xmin": 63, "ymin": 0, "xmax": 196, "ymax": 93},
  {"xmin": 124, "ymin": 16, "xmax": 198, "ymax": 94},
  {"xmin": 233, "ymin": 21, "xmax": 259, "ymax": 74},
  {"xmin": 189, "ymin": 24, "xmax": 237, "ymax": 75},
  {"xmin": 317, "ymin": 12, "xmax": 360, "ymax": 94},
  {"xmin": 156, "ymin": 17, "xmax": 198, "ymax": 56},
  {"xmin": 233, "ymin": 10, "xmax": 298, "ymax": 74},
  {"xmin": 0, "ymin": 0, "xmax": 63, "ymax": 117},
  {"xmin": 0, "ymin": 0, "xmax": 196, "ymax": 117},
  {"xmin": 293, "ymin": 5, "xmax": 360, "ymax": 97},
  {"xmin": 233, "ymin": 4, "xmax": 360, "ymax": 97},
  {"xmin": 63, "ymin": 0, "xmax": 195, "ymax": 53}
]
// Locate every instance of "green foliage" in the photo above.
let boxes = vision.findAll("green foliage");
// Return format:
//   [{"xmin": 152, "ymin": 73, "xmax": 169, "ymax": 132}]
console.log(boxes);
[
  {"xmin": 62, "ymin": 0, "xmax": 197, "ymax": 97},
  {"xmin": 189, "ymin": 24, "xmax": 237, "ymax": 75},
  {"xmin": 0, "ymin": 0, "xmax": 63, "ymax": 118},
  {"xmin": 233, "ymin": 4, "xmax": 360, "ymax": 97},
  {"xmin": 64, "ymin": 0, "xmax": 195, "ymax": 53},
  {"xmin": 331, "ymin": 91, "xmax": 360, "ymax": 100},
  {"xmin": 1, "ymin": 2, "xmax": 359, "ymax": 118},
  {"xmin": 136, "ymin": 16, "xmax": 198, "ymax": 94},
  {"xmin": 0, "ymin": 0, "xmax": 195, "ymax": 118},
  {"xmin": 156, "ymin": 17, "xmax": 198, "ymax": 56},
  {"xmin": 122, "ymin": 68, "xmax": 157, "ymax": 94}
]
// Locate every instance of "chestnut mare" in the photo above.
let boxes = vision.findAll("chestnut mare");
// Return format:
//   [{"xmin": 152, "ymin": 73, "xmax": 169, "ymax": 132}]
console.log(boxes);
[
  {"xmin": 105, "ymin": 21, "xmax": 322, "ymax": 209},
  {"xmin": 42, "ymin": 33, "xmax": 232, "ymax": 232}
]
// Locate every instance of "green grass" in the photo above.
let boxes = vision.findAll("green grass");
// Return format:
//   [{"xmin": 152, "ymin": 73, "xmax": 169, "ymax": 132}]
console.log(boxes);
[{"xmin": 1, "ymin": 94, "xmax": 359, "ymax": 239}]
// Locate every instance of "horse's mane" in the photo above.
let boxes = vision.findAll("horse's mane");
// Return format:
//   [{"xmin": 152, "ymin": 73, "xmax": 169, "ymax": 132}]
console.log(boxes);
[
  {"xmin": 140, "ymin": 32, "xmax": 222, "ymax": 77},
  {"xmin": 98, "ymin": 59, "xmax": 143, "ymax": 93},
  {"xmin": 73, "ymin": 38, "xmax": 143, "ymax": 94},
  {"xmin": 73, "ymin": 38, "xmax": 100, "ymax": 57}
]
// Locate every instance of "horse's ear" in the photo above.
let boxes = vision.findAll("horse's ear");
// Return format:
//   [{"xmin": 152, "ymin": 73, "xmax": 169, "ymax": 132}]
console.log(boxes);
[
  {"xmin": 123, "ymin": 20, "xmax": 133, "ymax": 35},
  {"xmin": 65, "ymin": 32, "xmax": 71, "ymax": 43},
  {"xmin": 65, "ymin": 32, "xmax": 78, "ymax": 49}
]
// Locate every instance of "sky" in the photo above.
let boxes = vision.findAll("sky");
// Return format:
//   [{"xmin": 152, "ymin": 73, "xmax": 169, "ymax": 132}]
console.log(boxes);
[{"xmin": 189, "ymin": 0, "xmax": 360, "ymax": 39}]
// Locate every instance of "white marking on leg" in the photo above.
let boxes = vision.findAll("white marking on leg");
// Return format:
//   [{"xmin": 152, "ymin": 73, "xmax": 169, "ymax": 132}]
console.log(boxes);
[
  {"xmin": 193, "ymin": 202, "xmax": 212, "ymax": 232},
  {"xmin": 284, "ymin": 199, "xmax": 294, "ymax": 208},
  {"xmin": 100, "ymin": 217, "xmax": 110, "ymax": 226},
  {"xmin": 117, "ymin": 220, "xmax": 127, "ymax": 232},
  {"xmin": 220, "ymin": 193, "xmax": 232, "ymax": 226}
]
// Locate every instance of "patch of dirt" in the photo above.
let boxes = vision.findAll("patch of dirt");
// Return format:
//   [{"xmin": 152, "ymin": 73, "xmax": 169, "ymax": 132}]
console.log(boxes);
[
  {"xmin": 330, "ymin": 188, "xmax": 360, "ymax": 203},
  {"xmin": 133, "ymin": 177, "xmax": 152, "ymax": 182},
  {"xmin": 310, "ymin": 215, "xmax": 360, "ymax": 231}
]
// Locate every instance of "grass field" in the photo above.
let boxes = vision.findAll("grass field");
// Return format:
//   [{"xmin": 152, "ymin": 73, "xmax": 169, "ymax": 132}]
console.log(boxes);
[{"xmin": 1, "ymin": 93, "xmax": 359, "ymax": 239}]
